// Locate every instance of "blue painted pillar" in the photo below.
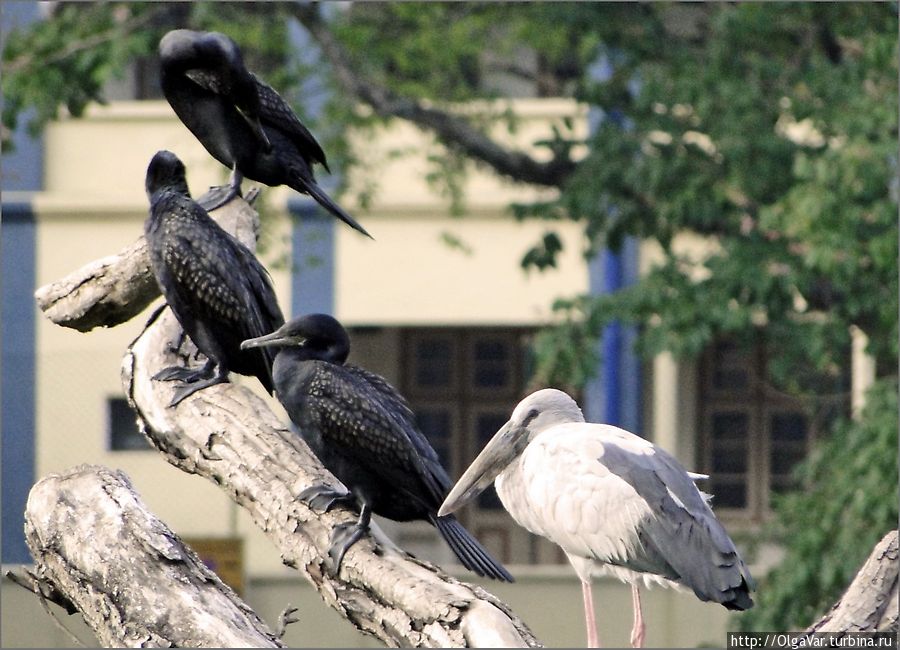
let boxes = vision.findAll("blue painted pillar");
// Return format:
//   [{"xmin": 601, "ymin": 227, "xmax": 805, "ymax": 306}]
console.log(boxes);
[
  {"xmin": 1, "ymin": 205, "xmax": 37, "ymax": 564},
  {"xmin": 2, "ymin": 0, "xmax": 42, "ymax": 564},
  {"xmin": 289, "ymin": 199, "xmax": 336, "ymax": 316},
  {"xmin": 581, "ymin": 54, "xmax": 642, "ymax": 432}
]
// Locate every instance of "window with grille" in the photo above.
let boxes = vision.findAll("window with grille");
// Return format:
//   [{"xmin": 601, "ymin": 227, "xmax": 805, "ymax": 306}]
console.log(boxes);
[
  {"xmin": 698, "ymin": 339, "xmax": 848, "ymax": 522},
  {"xmin": 107, "ymin": 396, "xmax": 150, "ymax": 451},
  {"xmin": 402, "ymin": 327, "xmax": 565, "ymax": 565}
]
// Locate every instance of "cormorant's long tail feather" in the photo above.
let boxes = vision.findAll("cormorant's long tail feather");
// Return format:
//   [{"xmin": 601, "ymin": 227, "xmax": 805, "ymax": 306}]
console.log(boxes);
[
  {"xmin": 431, "ymin": 514, "xmax": 514, "ymax": 582},
  {"xmin": 301, "ymin": 180, "xmax": 373, "ymax": 240}
]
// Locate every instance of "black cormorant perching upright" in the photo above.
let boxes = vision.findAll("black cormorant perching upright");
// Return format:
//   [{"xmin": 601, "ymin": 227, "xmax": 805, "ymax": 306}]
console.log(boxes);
[
  {"xmin": 241, "ymin": 314, "xmax": 514, "ymax": 582},
  {"xmin": 158, "ymin": 29, "xmax": 371, "ymax": 239},
  {"xmin": 145, "ymin": 150, "xmax": 285, "ymax": 406}
]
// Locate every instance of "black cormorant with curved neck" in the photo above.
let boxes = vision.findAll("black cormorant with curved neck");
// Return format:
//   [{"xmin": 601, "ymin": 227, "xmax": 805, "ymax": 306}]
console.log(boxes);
[
  {"xmin": 241, "ymin": 314, "xmax": 513, "ymax": 581},
  {"xmin": 145, "ymin": 150, "xmax": 285, "ymax": 406},
  {"xmin": 158, "ymin": 29, "xmax": 371, "ymax": 238}
]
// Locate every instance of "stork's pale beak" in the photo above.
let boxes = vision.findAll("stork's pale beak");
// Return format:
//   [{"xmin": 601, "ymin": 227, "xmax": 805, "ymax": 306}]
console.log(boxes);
[
  {"xmin": 438, "ymin": 419, "xmax": 525, "ymax": 517},
  {"xmin": 240, "ymin": 330, "xmax": 299, "ymax": 350}
]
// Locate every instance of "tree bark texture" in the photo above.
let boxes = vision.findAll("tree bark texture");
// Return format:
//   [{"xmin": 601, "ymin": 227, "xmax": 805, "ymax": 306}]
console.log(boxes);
[
  {"xmin": 32, "ymin": 193, "xmax": 539, "ymax": 647},
  {"xmin": 22, "ymin": 464, "xmax": 284, "ymax": 648},
  {"xmin": 805, "ymin": 530, "xmax": 898, "ymax": 635}
]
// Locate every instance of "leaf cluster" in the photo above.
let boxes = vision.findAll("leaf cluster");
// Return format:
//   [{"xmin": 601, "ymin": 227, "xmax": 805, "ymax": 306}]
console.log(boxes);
[{"xmin": 737, "ymin": 378, "xmax": 899, "ymax": 632}]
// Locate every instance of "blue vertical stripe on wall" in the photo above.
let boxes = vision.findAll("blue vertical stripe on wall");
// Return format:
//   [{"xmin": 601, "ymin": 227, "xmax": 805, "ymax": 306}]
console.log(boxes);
[
  {"xmin": 2, "ymin": 1, "xmax": 42, "ymax": 564},
  {"xmin": 2, "ymin": 203, "xmax": 37, "ymax": 564},
  {"xmin": 1, "ymin": 1, "xmax": 43, "ymax": 192},
  {"xmin": 582, "ymin": 243, "xmax": 641, "ymax": 431},
  {"xmin": 290, "ymin": 198, "xmax": 335, "ymax": 317}
]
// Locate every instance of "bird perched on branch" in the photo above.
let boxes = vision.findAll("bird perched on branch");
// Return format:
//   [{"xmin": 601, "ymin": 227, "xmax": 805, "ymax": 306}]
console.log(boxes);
[
  {"xmin": 241, "ymin": 314, "xmax": 513, "ymax": 582},
  {"xmin": 159, "ymin": 29, "xmax": 371, "ymax": 238},
  {"xmin": 144, "ymin": 149, "xmax": 284, "ymax": 406},
  {"xmin": 440, "ymin": 388, "xmax": 754, "ymax": 648}
]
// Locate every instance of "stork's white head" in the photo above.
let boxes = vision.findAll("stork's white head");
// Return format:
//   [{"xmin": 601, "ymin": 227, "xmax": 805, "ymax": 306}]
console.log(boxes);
[{"xmin": 438, "ymin": 388, "xmax": 584, "ymax": 517}]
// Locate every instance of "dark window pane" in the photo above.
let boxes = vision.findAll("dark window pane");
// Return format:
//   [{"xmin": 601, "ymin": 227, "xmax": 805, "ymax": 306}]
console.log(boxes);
[
  {"xmin": 771, "ymin": 413, "xmax": 807, "ymax": 442},
  {"xmin": 475, "ymin": 340, "xmax": 508, "ymax": 362},
  {"xmin": 770, "ymin": 445, "xmax": 807, "ymax": 477},
  {"xmin": 712, "ymin": 412, "xmax": 749, "ymax": 441},
  {"xmin": 475, "ymin": 412, "xmax": 509, "ymax": 509},
  {"xmin": 108, "ymin": 397, "xmax": 149, "ymax": 451},
  {"xmin": 710, "ymin": 479, "xmax": 747, "ymax": 509},
  {"xmin": 712, "ymin": 446, "xmax": 747, "ymax": 473},
  {"xmin": 415, "ymin": 339, "xmax": 453, "ymax": 388},
  {"xmin": 711, "ymin": 341, "xmax": 751, "ymax": 390},
  {"xmin": 472, "ymin": 340, "xmax": 510, "ymax": 389},
  {"xmin": 476, "ymin": 413, "xmax": 508, "ymax": 445},
  {"xmin": 416, "ymin": 408, "xmax": 452, "ymax": 469}
]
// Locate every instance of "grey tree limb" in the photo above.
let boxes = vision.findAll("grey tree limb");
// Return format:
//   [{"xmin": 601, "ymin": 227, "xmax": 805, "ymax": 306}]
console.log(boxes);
[
  {"xmin": 805, "ymin": 530, "xmax": 899, "ymax": 635},
  {"xmin": 19, "ymin": 464, "xmax": 284, "ymax": 648},
  {"xmin": 291, "ymin": 4, "xmax": 576, "ymax": 188}
]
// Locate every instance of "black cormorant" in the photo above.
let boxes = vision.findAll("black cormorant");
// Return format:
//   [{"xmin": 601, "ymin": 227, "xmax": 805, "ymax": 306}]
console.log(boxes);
[
  {"xmin": 241, "ymin": 314, "xmax": 513, "ymax": 582},
  {"xmin": 158, "ymin": 29, "xmax": 371, "ymax": 238},
  {"xmin": 145, "ymin": 149, "xmax": 285, "ymax": 406}
]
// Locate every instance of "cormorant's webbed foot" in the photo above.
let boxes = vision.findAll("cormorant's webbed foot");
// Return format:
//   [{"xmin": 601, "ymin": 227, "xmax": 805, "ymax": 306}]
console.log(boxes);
[
  {"xmin": 152, "ymin": 360, "xmax": 227, "ymax": 407},
  {"xmin": 298, "ymin": 484, "xmax": 356, "ymax": 513},
  {"xmin": 328, "ymin": 503, "xmax": 372, "ymax": 575},
  {"xmin": 166, "ymin": 374, "xmax": 229, "ymax": 407},
  {"xmin": 152, "ymin": 365, "xmax": 212, "ymax": 384},
  {"xmin": 197, "ymin": 166, "xmax": 244, "ymax": 211}
]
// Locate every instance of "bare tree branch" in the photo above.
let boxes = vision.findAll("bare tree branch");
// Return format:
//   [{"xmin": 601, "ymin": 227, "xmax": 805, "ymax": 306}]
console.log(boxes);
[
  {"xmin": 806, "ymin": 530, "xmax": 898, "ymax": 635},
  {"xmin": 291, "ymin": 4, "xmax": 576, "ymax": 188},
  {"xmin": 21, "ymin": 464, "xmax": 284, "ymax": 648}
]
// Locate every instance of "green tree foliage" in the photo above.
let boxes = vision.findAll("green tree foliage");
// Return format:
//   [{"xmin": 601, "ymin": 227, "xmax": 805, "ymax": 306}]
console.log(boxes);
[
  {"xmin": 3, "ymin": 2, "xmax": 897, "ymax": 631},
  {"xmin": 738, "ymin": 378, "xmax": 899, "ymax": 632}
]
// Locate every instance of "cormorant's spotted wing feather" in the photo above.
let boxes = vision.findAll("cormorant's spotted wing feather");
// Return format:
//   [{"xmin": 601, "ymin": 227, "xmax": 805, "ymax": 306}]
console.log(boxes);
[
  {"xmin": 152, "ymin": 193, "xmax": 284, "ymax": 381},
  {"xmin": 308, "ymin": 364, "xmax": 450, "ymax": 507},
  {"xmin": 251, "ymin": 73, "xmax": 329, "ymax": 170}
]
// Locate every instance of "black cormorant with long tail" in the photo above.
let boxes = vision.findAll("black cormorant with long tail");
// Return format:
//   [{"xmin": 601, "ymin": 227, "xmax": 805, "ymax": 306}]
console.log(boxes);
[
  {"xmin": 158, "ymin": 29, "xmax": 371, "ymax": 238},
  {"xmin": 241, "ymin": 314, "xmax": 513, "ymax": 582},
  {"xmin": 145, "ymin": 149, "xmax": 285, "ymax": 406}
]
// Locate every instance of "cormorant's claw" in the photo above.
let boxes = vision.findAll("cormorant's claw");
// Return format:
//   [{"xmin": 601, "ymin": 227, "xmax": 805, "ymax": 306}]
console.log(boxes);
[
  {"xmin": 196, "ymin": 184, "xmax": 241, "ymax": 212},
  {"xmin": 166, "ymin": 374, "xmax": 229, "ymax": 407},
  {"xmin": 152, "ymin": 365, "xmax": 211, "ymax": 383},
  {"xmin": 327, "ymin": 521, "xmax": 367, "ymax": 575},
  {"xmin": 298, "ymin": 485, "xmax": 356, "ymax": 513}
]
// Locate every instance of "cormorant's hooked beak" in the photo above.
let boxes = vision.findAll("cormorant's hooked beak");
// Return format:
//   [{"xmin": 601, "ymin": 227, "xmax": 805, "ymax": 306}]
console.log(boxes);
[
  {"xmin": 438, "ymin": 419, "xmax": 526, "ymax": 517},
  {"xmin": 240, "ymin": 330, "xmax": 302, "ymax": 350}
]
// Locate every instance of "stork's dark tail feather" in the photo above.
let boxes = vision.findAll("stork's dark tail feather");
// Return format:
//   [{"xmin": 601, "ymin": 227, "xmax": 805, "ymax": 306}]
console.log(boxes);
[
  {"xmin": 301, "ymin": 179, "xmax": 373, "ymax": 240},
  {"xmin": 431, "ymin": 514, "xmax": 514, "ymax": 582},
  {"xmin": 722, "ymin": 576, "xmax": 754, "ymax": 611}
]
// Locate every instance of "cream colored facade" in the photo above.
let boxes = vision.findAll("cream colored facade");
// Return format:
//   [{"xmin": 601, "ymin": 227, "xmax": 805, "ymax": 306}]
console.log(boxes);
[{"xmin": 5, "ymin": 97, "xmax": 873, "ymax": 647}]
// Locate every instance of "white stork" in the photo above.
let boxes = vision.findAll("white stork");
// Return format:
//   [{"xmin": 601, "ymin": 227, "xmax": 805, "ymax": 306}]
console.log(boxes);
[{"xmin": 439, "ymin": 388, "xmax": 753, "ymax": 647}]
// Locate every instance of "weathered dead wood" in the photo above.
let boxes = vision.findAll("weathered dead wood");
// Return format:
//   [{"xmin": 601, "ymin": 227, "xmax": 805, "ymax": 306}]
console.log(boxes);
[
  {"xmin": 33, "ymin": 188, "xmax": 260, "ymax": 332},
  {"xmin": 806, "ymin": 530, "xmax": 899, "ymax": 635},
  {"xmin": 20, "ymin": 464, "xmax": 283, "ymax": 648}
]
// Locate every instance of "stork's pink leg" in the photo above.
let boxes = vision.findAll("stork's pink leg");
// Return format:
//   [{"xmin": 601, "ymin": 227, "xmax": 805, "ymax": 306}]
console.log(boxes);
[
  {"xmin": 630, "ymin": 584, "xmax": 645, "ymax": 648},
  {"xmin": 581, "ymin": 579, "xmax": 601, "ymax": 647}
]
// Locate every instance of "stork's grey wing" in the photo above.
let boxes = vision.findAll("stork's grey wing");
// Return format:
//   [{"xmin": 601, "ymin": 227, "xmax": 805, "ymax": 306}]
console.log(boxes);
[
  {"xmin": 252, "ymin": 74, "xmax": 328, "ymax": 168},
  {"xmin": 599, "ymin": 438, "xmax": 754, "ymax": 609}
]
